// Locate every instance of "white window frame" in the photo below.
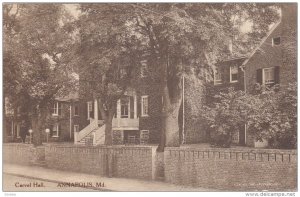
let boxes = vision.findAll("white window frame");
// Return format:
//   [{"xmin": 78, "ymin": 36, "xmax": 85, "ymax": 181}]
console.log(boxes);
[
  {"xmin": 87, "ymin": 101, "xmax": 92, "ymax": 120},
  {"xmin": 74, "ymin": 105, "xmax": 79, "ymax": 116},
  {"xmin": 230, "ymin": 65, "xmax": 238, "ymax": 83},
  {"xmin": 140, "ymin": 61, "xmax": 148, "ymax": 78},
  {"xmin": 263, "ymin": 67, "xmax": 275, "ymax": 85},
  {"xmin": 141, "ymin": 95, "xmax": 149, "ymax": 117},
  {"xmin": 272, "ymin": 37, "xmax": 281, "ymax": 46},
  {"xmin": 214, "ymin": 68, "xmax": 222, "ymax": 85},
  {"xmin": 74, "ymin": 125, "xmax": 79, "ymax": 133},
  {"xmin": 232, "ymin": 131, "xmax": 239, "ymax": 144},
  {"xmin": 120, "ymin": 97, "xmax": 129, "ymax": 118},
  {"xmin": 52, "ymin": 102, "xmax": 59, "ymax": 116},
  {"xmin": 52, "ymin": 124, "xmax": 59, "ymax": 137}
]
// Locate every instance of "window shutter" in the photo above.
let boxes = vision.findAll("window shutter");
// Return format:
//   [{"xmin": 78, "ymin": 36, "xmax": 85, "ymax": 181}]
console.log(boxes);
[
  {"xmin": 274, "ymin": 66, "xmax": 280, "ymax": 84},
  {"xmin": 58, "ymin": 124, "xmax": 61, "ymax": 137},
  {"xmin": 137, "ymin": 97, "xmax": 141, "ymax": 118},
  {"xmin": 58, "ymin": 102, "xmax": 62, "ymax": 116},
  {"xmin": 256, "ymin": 69, "xmax": 263, "ymax": 84},
  {"xmin": 130, "ymin": 96, "xmax": 134, "ymax": 119},
  {"xmin": 89, "ymin": 102, "xmax": 94, "ymax": 119},
  {"xmin": 50, "ymin": 125, "xmax": 54, "ymax": 137}
]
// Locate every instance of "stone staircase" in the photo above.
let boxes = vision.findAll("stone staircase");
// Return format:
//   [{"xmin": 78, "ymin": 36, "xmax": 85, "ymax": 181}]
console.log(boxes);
[{"xmin": 75, "ymin": 121, "xmax": 106, "ymax": 146}]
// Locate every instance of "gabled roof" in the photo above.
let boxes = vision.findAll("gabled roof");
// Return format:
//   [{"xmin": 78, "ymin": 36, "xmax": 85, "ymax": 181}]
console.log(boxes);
[
  {"xmin": 56, "ymin": 92, "xmax": 79, "ymax": 102},
  {"xmin": 242, "ymin": 20, "xmax": 282, "ymax": 66}
]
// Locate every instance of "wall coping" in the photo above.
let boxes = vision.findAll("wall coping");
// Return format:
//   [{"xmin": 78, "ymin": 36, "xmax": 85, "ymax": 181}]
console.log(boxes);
[{"xmin": 165, "ymin": 147, "xmax": 297, "ymax": 155}]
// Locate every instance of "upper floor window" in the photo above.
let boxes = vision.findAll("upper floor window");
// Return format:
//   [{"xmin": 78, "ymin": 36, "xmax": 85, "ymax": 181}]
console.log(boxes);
[
  {"xmin": 140, "ymin": 61, "xmax": 148, "ymax": 78},
  {"xmin": 272, "ymin": 37, "xmax": 281, "ymax": 46},
  {"xmin": 214, "ymin": 67, "xmax": 222, "ymax": 85},
  {"xmin": 230, "ymin": 65, "xmax": 238, "ymax": 83},
  {"xmin": 141, "ymin": 95, "xmax": 149, "ymax": 117},
  {"xmin": 74, "ymin": 105, "xmax": 79, "ymax": 116},
  {"xmin": 52, "ymin": 102, "xmax": 61, "ymax": 116},
  {"xmin": 263, "ymin": 67, "xmax": 275, "ymax": 85},
  {"xmin": 121, "ymin": 97, "xmax": 129, "ymax": 118}
]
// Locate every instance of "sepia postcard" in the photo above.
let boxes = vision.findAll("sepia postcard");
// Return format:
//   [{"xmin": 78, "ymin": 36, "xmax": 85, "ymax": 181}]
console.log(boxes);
[{"xmin": 2, "ymin": 2, "xmax": 297, "ymax": 195}]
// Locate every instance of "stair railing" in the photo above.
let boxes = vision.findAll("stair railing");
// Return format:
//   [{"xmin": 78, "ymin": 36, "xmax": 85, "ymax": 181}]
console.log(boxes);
[
  {"xmin": 74, "ymin": 118, "xmax": 98, "ymax": 144},
  {"xmin": 93, "ymin": 124, "xmax": 106, "ymax": 145}
]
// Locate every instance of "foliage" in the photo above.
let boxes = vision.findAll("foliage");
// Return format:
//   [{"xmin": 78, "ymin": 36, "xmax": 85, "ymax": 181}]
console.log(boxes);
[
  {"xmin": 202, "ymin": 83, "xmax": 297, "ymax": 149},
  {"xmin": 3, "ymin": 4, "xmax": 77, "ymax": 145},
  {"xmin": 202, "ymin": 88, "xmax": 248, "ymax": 147}
]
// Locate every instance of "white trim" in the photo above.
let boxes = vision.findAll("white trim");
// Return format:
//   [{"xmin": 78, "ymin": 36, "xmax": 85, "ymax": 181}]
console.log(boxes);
[
  {"xmin": 230, "ymin": 65, "xmax": 238, "ymax": 83},
  {"xmin": 74, "ymin": 125, "xmax": 79, "ymax": 133},
  {"xmin": 113, "ymin": 127, "xmax": 139, "ymax": 131},
  {"xmin": 141, "ymin": 95, "xmax": 149, "ymax": 117},
  {"xmin": 52, "ymin": 124, "xmax": 59, "ymax": 137},
  {"xmin": 16, "ymin": 123, "xmax": 20, "ymax": 138},
  {"xmin": 87, "ymin": 101, "xmax": 92, "ymax": 120},
  {"xmin": 140, "ymin": 130, "xmax": 149, "ymax": 140},
  {"xmin": 262, "ymin": 67, "xmax": 275, "ymax": 85},
  {"xmin": 74, "ymin": 105, "xmax": 79, "ymax": 116},
  {"xmin": 69, "ymin": 105, "xmax": 72, "ymax": 139},
  {"xmin": 134, "ymin": 95, "xmax": 137, "ymax": 119},
  {"xmin": 52, "ymin": 102, "xmax": 59, "ymax": 116},
  {"xmin": 120, "ymin": 97, "xmax": 129, "ymax": 118}
]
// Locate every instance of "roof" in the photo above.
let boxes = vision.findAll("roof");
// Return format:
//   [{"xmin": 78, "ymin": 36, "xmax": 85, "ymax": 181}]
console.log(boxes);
[
  {"xmin": 220, "ymin": 55, "xmax": 248, "ymax": 63},
  {"xmin": 242, "ymin": 20, "xmax": 282, "ymax": 66},
  {"xmin": 56, "ymin": 91, "xmax": 79, "ymax": 102}
]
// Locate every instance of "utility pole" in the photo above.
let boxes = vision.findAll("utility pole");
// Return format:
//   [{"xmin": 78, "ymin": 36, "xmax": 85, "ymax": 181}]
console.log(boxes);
[{"xmin": 182, "ymin": 75, "xmax": 185, "ymax": 145}]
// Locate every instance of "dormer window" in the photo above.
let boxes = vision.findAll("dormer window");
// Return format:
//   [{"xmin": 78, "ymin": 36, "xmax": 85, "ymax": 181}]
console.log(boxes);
[{"xmin": 272, "ymin": 37, "xmax": 281, "ymax": 46}]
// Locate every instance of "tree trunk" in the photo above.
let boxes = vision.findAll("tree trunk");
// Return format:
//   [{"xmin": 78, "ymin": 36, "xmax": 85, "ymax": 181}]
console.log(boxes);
[
  {"xmin": 32, "ymin": 106, "xmax": 47, "ymax": 146},
  {"xmin": 104, "ymin": 108, "xmax": 114, "ymax": 145},
  {"xmin": 157, "ymin": 81, "xmax": 182, "ymax": 152}
]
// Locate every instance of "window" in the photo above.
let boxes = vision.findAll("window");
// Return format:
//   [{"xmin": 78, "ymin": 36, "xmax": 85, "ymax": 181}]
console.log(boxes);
[
  {"xmin": 121, "ymin": 97, "xmax": 129, "ymax": 118},
  {"xmin": 140, "ymin": 61, "xmax": 148, "ymax": 78},
  {"xmin": 272, "ymin": 37, "xmax": 281, "ymax": 46},
  {"xmin": 263, "ymin": 67, "xmax": 275, "ymax": 85},
  {"xmin": 74, "ymin": 125, "xmax": 79, "ymax": 133},
  {"xmin": 141, "ymin": 95, "xmax": 149, "ymax": 117},
  {"xmin": 52, "ymin": 102, "xmax": 61, "ymax": 116},
  {"xmin": 74, "ymin": 105, "xmax": 79, "ymax": 116},
  {"xmin": 140, "ymin": 130, "xmax": 149, "ymax": 144},
  {"xmin": 214, "ymin": 67, "xmax": 222, "ymax": 85},
  {"xmin": 232, "ymin": 131, "xmax": 239, "ymax": 144},
  {"xmin": 87, "ymin": 101, "xmax": 93, "ymax": 119},
  {"xmin": 52, "ymin": 124, "xmax": 59, "ymax": 137},
  {"xmin": 230, "ymin": 65, "xmax": 238, "ymax": 83}
]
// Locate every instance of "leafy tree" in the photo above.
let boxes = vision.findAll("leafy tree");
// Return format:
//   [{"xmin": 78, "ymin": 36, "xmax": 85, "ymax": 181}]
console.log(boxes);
[
  {"xmin": 73, "ymin": 3, "xmax": 279, "ymax": 150},
  {"xmin": 3, "ymin": 4, "xmax": 77, "ymax": 146},
  {"xmin": 129, "ymin": 4, "xmax": 279, "ymax": 151},
  {"xmin": 76, "ymin": 4, "xmax": 143, "ymax": 145},
  {"xmin": 202, "ymin": 88, "xmax": 249, "ymax": 147}
]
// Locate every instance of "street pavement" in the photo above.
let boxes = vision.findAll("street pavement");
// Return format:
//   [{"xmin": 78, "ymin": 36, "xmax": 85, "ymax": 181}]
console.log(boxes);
[{"xmin": 3, "ymin": 163, "xmax": 214, "ymax": 192}]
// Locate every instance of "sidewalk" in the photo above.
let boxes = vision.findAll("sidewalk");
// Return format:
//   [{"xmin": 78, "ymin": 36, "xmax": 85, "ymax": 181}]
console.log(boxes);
[{"xmin": 3, "ymin": 163, "xmax": 214, "ymax": 192}]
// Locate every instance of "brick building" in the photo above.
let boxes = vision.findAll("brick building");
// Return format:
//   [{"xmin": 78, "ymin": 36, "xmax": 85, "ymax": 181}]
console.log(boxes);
[
  {"xmin": 211, "ymin": 3, "xmax": 297, "ymax": 147},
  {"xmin": 4, "ymin": 93, "xmax": 80, "ymax": 143}
]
